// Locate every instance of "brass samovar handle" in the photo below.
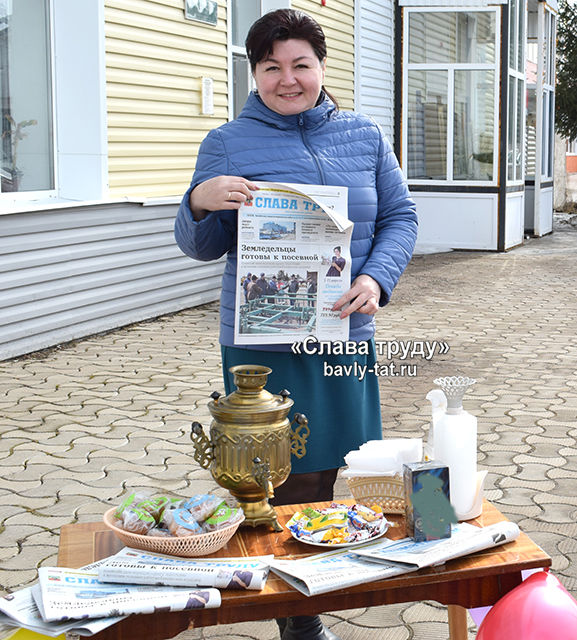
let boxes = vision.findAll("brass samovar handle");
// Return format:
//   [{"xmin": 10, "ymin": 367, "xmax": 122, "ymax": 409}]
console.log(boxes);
[
  {"xmin": 190, "ymin": 421, "xmax": 213, "ymax": 469},
  {"xmin": 290, "ymin": 413, "xmax": 309, "ymax": 459}
]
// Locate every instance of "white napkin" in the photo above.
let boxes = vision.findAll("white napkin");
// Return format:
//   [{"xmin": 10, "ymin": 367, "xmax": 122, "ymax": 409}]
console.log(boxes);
[{"xmin": 342, "ymin": 438, "xmax": 423, "ymax": 477}]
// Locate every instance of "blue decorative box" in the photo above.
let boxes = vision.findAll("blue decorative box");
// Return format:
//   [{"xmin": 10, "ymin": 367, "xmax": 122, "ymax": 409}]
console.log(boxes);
[{"xmin": 403, "ymin": 460, "xmax": 454, "ymax": 541}]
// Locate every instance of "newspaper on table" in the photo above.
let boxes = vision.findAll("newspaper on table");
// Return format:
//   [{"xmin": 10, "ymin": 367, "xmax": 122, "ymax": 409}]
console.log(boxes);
[
  {"xmin": 0, "ymin": 560, "xmax": 124, "ymax": 637},
  {"xmin": 269, "ymin": 521, "xmax": 520, "ymax": 597},
  {"xmin": 33, "ymin": 566, "xmax": 221, "ymax": 622},
  {"xmin": 235, "ymin": 181, "xmax": 353, "ymax": 345},
  {"xmin": 268, "ymin": 545, "xmax": 413, "ymax": 597},
  {"xmin": 353, "ymin": 521, "xmax": 520, "ymax": 568},
  {"xmin": 0, "ymin": 588, "xmax": 121, "ymax": 638},
  {"xmin": 98, "ymin": 547, "xmax": 271, "ymax": 590}
]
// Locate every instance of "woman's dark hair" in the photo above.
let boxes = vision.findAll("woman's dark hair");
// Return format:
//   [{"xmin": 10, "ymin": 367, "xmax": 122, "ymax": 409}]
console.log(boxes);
[{"xmin": 245, "ymin": 9, "xmax": 338, "ymax": 109}]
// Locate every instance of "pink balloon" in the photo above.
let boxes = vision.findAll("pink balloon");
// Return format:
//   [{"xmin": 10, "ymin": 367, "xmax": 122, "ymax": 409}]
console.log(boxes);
[{"xmin": 477, "ymin": 570, "xmax": 577, "ymax": 640}]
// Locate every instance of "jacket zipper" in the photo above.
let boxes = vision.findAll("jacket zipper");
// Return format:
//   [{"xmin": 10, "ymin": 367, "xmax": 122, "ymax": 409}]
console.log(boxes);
[{"xmin": 298, "ymin": 114, "xmax": 325, "ymax": 184}]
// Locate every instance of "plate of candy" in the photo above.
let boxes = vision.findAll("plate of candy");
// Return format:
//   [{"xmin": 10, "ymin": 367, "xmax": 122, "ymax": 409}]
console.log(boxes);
[{"xmin": 286, "ymin": 503, "xmax": 390, "ymax": 548}]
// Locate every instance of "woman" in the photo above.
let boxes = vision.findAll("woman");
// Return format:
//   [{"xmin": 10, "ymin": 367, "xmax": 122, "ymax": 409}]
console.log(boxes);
[
  {"xmin": 325, "ymin": 246, "xmax": 345, "ymax": 277},
  {"xmin": 175, "ymin": 10, "xmax": 417, "ymax": 638}
]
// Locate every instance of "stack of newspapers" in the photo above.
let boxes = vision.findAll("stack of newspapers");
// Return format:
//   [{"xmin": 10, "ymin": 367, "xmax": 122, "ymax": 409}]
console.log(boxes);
[
  {"xmin": 0, "ymin": 520, "xmax": 520, "ymax": 636},
  {"xmin": 0, "ymin": 553, "xmax": 271, "ymax": 637},
  {"xmin": 267, "ymin": 521, "xmax": 520, "ymax": 596}
]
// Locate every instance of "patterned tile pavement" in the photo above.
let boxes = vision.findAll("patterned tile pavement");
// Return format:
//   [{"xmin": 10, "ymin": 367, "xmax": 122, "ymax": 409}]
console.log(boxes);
[{"xmin": 1, "ymin": 218, "xmax": 577, "ymax": 639}]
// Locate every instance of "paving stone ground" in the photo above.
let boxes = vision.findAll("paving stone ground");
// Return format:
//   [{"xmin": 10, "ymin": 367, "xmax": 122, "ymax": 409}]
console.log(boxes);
[{"xmin": 1, "ymin": 217, "xmax": 577, "ymax": 639}]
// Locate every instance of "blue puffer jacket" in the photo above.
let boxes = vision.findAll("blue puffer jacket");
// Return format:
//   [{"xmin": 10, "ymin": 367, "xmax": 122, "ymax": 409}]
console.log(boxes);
[{"xmin": 175, "ymin": 91, "xmax": 417, "ymax": 350}]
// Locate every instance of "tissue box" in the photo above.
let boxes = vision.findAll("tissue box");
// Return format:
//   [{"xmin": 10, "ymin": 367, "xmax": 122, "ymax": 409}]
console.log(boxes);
[{"xmin": 403, "ymin": 460, "xmax": 451, "ymax": 541}]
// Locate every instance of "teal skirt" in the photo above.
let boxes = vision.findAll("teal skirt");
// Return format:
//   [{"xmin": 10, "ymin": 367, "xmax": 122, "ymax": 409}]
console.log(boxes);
[{"xmin": 221, "ymin": 342, "xmax": 382, "ymax": 473}]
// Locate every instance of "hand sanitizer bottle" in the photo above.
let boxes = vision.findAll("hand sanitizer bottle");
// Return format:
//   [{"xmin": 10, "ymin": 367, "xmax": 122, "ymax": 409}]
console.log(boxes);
[{"xmin": 432, "ymin": 376, "xmax": 478, "ymax": 520}]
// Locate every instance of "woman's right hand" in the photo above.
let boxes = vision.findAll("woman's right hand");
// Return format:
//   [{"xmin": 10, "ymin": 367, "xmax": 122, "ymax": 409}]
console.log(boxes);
[{"xmin": 189, "ymin": 176, "xmax": 259, "ymax": 220}]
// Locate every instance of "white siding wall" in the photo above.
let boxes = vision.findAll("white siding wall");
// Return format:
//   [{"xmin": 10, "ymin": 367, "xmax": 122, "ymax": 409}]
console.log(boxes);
[
  {"xmin": 355, "ymin": 0, "xmax": 395, "ymax": 142},
  {"xmin": 0, "ymin": 204, "xmax": 224, "ymax": 361}
]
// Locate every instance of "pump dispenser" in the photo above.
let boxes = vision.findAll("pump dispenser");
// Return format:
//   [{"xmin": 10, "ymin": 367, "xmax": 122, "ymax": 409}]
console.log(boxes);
[
  {"xmin": 424, "ymin": 389, "xmax": 447, "ymax": 461},
  {"xmin": 432, "ymin": 376, "xmax": 486, "ymax": 520}
]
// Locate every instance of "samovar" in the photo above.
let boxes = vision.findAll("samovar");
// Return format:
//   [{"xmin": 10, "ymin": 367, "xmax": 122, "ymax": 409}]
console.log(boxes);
[{"xmin": 190, "ymin": 365, "xmax": 309, "ymax": 531}]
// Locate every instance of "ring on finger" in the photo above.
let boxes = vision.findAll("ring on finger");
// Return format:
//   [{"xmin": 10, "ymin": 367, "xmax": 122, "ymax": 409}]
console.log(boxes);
[{"xmin": 227, "ymin": 191, "xmax": 232, "ymax": 200}]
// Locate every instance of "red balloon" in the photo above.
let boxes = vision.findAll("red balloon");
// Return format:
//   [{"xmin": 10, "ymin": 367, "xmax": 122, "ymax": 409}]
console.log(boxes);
[{"xmin": 477, "ymin": 570, "xmax": 577, "ymax": 640}]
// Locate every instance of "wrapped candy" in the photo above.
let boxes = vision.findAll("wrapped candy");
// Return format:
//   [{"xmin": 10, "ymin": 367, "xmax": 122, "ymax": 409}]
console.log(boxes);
[
  {"xmin": 112, "ymin": 491, "xmax": 243, "ymax": 538},
  {"xmin": 114, "ymin": 492, "xmax": 150, "ymax": 520},
  {"xmin": 303, "ymin": 509, "xmax": 348, "ymax": 532},
  {"xmin": 121, "ymin": 507, "xmax": 156, "ymax": 535},
  {"xmin": 182, "ymin": 494, "xmax": 223, "ymax": 521},
  {"xmin": 287, "ymin": 504, "xmax": 388, "ymax": 545},
  {"xmin": 203, "ymin": 501, "xmax": 244, "ymax": 532},
  {"xmin": 164, "ymin": 508, "xmax": 204, "ymax": 536}
]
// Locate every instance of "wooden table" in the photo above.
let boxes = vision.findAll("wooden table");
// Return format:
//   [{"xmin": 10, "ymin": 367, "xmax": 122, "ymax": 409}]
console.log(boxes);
[{"xmin": 58, "ymin": 500, "xmax": 551, "ymax": 640}]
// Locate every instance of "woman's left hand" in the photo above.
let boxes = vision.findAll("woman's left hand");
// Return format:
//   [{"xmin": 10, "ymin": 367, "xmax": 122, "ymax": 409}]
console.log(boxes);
[{"xmin": 332, "ymin": 274, "xmax": 381, "ymax": 319}]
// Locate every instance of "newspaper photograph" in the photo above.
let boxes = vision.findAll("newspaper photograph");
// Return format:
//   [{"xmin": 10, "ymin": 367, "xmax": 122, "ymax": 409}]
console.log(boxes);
[
  {"xmin": 98, "ymin": 547, "xmax": 271, "ymax": 590},
  {"xmin": 34, "ymin": 567, "xmax": 221, "ymax": 622},
  {"xmin": 235, "ymin": 181, "xmax": 353, "ymax": 345},
  {"xmin": 0, "ymin": 560, "xmax": 124, "ymax": 637},
  {"xmin": 352, "ymin": 521, "xmax": 520, "ymax": 568},
  {"xmin": 268, "ymin": 545, "xmax": 412, "ymax": 597}
]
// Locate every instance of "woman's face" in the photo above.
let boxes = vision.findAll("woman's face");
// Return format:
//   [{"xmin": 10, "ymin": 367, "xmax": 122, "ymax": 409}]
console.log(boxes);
[{"xmin": 253, "ymin": 39, "xmax": 325, "ymax": 116}]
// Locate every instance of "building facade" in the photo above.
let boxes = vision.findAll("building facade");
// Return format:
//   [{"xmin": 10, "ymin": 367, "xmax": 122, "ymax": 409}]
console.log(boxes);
[
  {"xmin": 0, "ymin": 0, "xmax": 556, "ymax": 359},
  {"xmin": 398, "ymin": 0, "xmax": 557, "ymax": 251}
]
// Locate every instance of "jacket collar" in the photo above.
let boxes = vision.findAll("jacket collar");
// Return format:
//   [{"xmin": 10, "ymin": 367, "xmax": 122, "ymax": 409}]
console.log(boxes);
[{"xmin": 238, "ymin": 91, "xmax": 336, "ymax": 130}]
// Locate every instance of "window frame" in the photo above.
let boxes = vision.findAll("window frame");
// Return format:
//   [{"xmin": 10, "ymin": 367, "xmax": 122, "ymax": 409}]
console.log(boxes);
[
  {"xmin": 526, "ymin": 4, "xmax": 556, "ymax": 183},
  {"xmin": 227, "ymin": 0, "xmax": 290, "ymax": 121},
  {"xmin": 540, "ymin": 7, "xmax": 555, "ymax": 180},
  {"xmin": 0, "ymin": 0, "xmax": 57, "ymax": 199},
  {"xmin": 402, "ymin": 5, "xmax": 501, "ymax": 187},
  {"xmin": 1, "ymin": 0, "xmax": 108, "ymax": 209},
  {"xmin": 506, "ymin": 0, "xmax": 527, "ymax": 185}
]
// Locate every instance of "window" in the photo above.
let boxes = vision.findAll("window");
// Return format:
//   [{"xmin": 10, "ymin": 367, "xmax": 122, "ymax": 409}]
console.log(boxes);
[
  {"xmin": 1, "ymin": 0, "xmax": 54, "ymax": 194},
  {"xmin": 507, "ymin": 0, "xmax": 526, "ymax": 183},
  {"xmin": 1, "ymin": 1, "xmax": 107, "ymax": 206},
  {"xmin": 229, "ymin": 1, "xmax": 289, "ymax": 120},
  {"xmin": 541, "ymin": 8, "xmax": 555, "ymax": 179},
  {"xmin": 525, "ymin": 5, "xmax": 555, "ymax": 180},
  {"xmin": 230, "ymin": 0, "xmax": 260, "ymax": 119},
  {"xmin": 403, "ymin": 8, "xmax": 499, "ymax": 184},
  {"xmin": 525, "ymin": 42, "xmax": 537, "ymax": 177}
]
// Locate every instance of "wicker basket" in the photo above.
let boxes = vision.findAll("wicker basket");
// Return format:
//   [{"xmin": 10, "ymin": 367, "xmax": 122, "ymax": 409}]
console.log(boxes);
[
  {"xmin": 346, "ymin": 474, "xmax": 406, "ymax": 514},
  {"xmin": 103, "ymin": 507, "xmax": 244, "ymax": 557}
]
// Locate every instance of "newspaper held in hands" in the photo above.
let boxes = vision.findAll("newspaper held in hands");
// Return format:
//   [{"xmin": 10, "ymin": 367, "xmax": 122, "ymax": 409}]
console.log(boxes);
[
  {"xmin": 269, "ymin": 521, "xmax": 520, "ymax": 597},
  {"xmin": 235, "ymin": 181, "xmax": 352, "ymax": 345},
  {"xmin": 34, "ymin": 567, "xmax": 221, "ymax": 622},
  {"xmin": 98, "ymin": 547, "xmax": 270, "ymax": 590}
]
